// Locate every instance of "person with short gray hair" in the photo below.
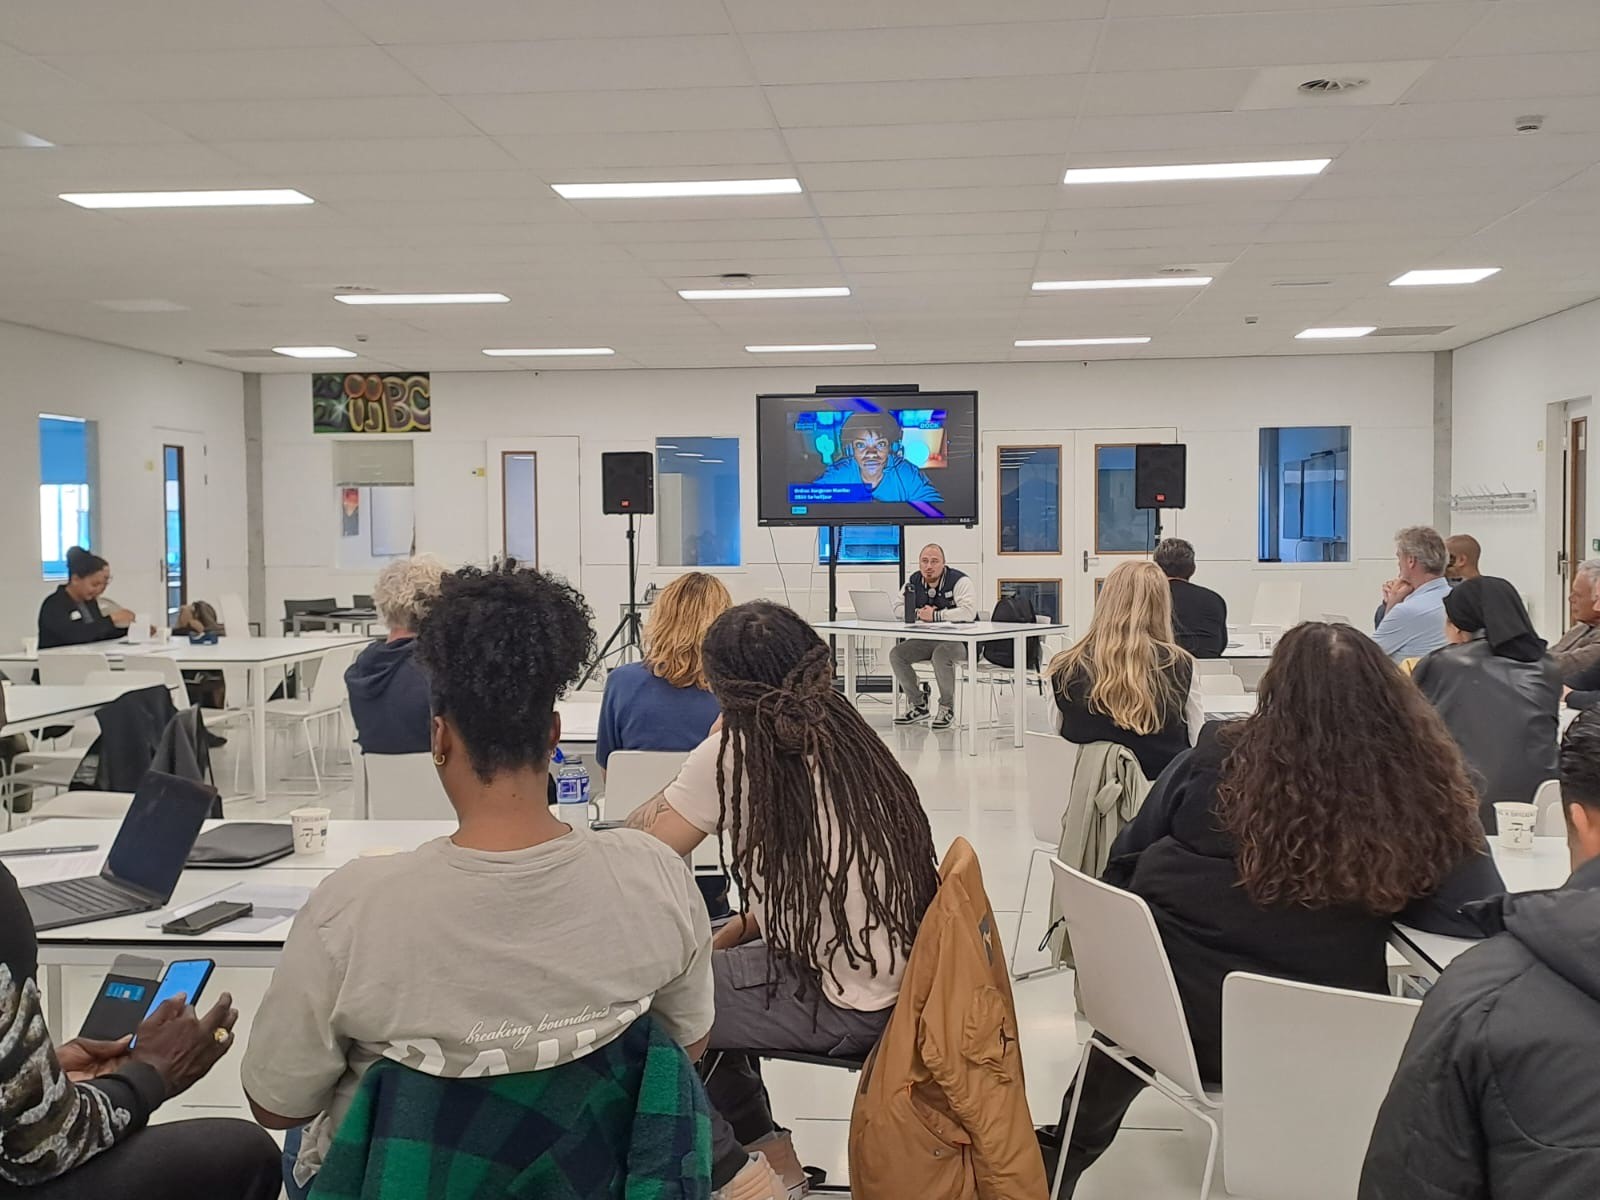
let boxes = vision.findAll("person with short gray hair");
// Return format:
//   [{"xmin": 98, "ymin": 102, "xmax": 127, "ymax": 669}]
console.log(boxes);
[
  {"xmin": 1373, "ymin": 526, "xmax": 1451, "ymax": 662},
  {"xmin": 1552, "ymin": 558, "xmax": 1600, "ymax": 682},
  {"xmin": 345, "ymin": 555, "xmax": 446, "ymax": 754}
]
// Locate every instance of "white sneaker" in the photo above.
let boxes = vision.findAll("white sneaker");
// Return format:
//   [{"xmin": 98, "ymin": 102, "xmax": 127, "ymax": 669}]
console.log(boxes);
[{"xmin": 715, "ymin": 1153, "xmax": 787, "ymax": 1200}]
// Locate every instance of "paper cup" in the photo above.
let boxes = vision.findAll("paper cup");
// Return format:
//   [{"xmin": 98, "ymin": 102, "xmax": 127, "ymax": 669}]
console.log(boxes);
[
  {"xmin": 21, "ymin": 636, "xmax": 38, "ymax": 656},
  {"xmin": 289, "ymin": 807, "xmax": 331, "ymax": 855},
  {"xmin": 1493, "ymin": 802, "xmax": 1539, "ymax": 852}
]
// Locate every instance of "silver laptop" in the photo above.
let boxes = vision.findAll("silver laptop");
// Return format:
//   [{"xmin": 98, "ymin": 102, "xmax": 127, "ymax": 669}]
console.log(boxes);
[{"xmin": 849, "ymin": 590, "xmax": 904, "ymax": 623}]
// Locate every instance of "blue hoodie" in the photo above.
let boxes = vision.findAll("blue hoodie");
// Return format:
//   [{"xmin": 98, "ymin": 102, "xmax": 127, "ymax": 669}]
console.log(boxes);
[{"xmin": 345, "ymin": 637, "xmax": 432, "ymax": 755}]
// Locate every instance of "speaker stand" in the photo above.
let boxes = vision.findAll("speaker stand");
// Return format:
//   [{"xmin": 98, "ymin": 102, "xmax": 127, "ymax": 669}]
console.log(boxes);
[{"xmin": 579, "ymin": 513, "xmax": 643, "ymax": 689}]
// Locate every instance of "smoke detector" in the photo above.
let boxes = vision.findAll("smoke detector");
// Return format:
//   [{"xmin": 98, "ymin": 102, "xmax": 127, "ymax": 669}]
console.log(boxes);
[{"xmin": 1299, "ymin": 77, "xmax": 1370, "ymax": 95}]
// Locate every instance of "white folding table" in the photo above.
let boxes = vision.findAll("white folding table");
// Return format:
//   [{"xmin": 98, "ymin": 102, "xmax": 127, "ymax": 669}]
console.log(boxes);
[
  {"xmin": 811, "ymin": 619, "xmax": 1072, "ymax": 756},
  {"xmin": 1390, "ymin": 836, "xmax": 1570, "ymax": 981},
  {"xmin": 1, "ymin": 683, "xmax": 142, "ymax": 738}
]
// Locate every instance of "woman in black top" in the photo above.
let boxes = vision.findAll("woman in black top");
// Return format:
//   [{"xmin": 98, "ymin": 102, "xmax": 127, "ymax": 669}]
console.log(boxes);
[
  {"xmin": 1039, "ymin": 622, "xmax": 1501, "ymax": 1196},
  {"xmin": 37, "ymin": 548, "xmax": 133, "ymax": 649},
  {"xmin": 1050, "ymin": 559, "xmax": 1198, "ymax": 780},
  {"xmin": 1412, "ymin": 577, "xmax": 1560, "ymax": 830},
  {"xmin": 0, "ymin": 865, "xmax": 279, "ymax": 1198}
]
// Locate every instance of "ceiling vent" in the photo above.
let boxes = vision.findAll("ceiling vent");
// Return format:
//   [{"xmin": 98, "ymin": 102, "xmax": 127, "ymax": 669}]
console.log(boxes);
[
  {"xmin": 1369, "ymin": 325, "xmax": 1454, "ymax": 338},
  {"xmin": 1299, "ymin": 77, "xmax": 1369, "ymax": 95},
  {"xmin": 1271, "ymin": 279, "xmax": 1334, "ymax": 288}
]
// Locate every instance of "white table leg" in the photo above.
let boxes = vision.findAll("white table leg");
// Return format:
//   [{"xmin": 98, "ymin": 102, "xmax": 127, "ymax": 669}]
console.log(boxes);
[
  {"xmin": 843, "ymin": 634, "xmax": 858, "ymax": 704},
  {"xmin": 1013, "ymin": 632, "xmax": 1027, "ymax": 747},
  {"xmin": 46, "ymin": 963, "xmax": 64, "ymax": 1037},
  {"xmin": 966, "ymin": 637, "xmax": 979, "ymax": 757},
  {"xmin": 251, "ymin": 662, "xmax": 267, "ymax": 803}
]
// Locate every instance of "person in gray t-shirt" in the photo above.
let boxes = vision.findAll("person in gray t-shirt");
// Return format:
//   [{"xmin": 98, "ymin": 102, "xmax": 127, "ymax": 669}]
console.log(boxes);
[{"xmin": 241, "ymin": 565, "xmax": 714, "ymax": 1196}]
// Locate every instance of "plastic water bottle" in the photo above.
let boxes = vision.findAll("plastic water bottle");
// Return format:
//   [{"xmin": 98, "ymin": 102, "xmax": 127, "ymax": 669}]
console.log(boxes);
[{"xmin": 554, "ymin": 752, "xmax": 591, "ymax": 821}]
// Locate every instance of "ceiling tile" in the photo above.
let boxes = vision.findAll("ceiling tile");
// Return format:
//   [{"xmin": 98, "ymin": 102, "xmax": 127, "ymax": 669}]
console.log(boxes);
[
  {"xmin": 726, "ymin": 0, "xmax": 1109, "ymax": 32},
  {"xmin": 446, "ymin": 88, "xmax": 773, "ymax": 135},
  {"xmin": 386, "ymin": 37, "xmax": 754, "ymax": 94},
  {"xmin": 766, "ymin": 75, "xmax": 1085, "ymax": 127},
  {"xmin": 739, "ymin": 23, "xmax": 1099, "ymax": 85},
  {"xmin": 330, "ymin": 0, "xmax": 731, "ymax": 42},
  {"xmin": 496, "ymin": 129, "xmax": 790, "ymax": 171},
  {"xmin": 39, "ymin": 48, "xmax": 436, "ymax": 102},
  {"xmin": 1449, "ymin": 1, "xmax": 1600, "ymax": 56},
  {"xmin": 214, "ymin": 137, "xmax": 521, "ymax": 175},
  {"xmin": 783, "ymin": 119, "xmax": 1075, "ymax": 162},
  {"xmin": 143, "ymin": 97, "xmax": 483, "ymax": 142},
  {"xmin": 1406, "ymin": 51, "xmax": 1600, "ymax": 103},
  {"xmin": 799, "ymin": 156, "xmax": 1062, "ymax": 191},
  {"xmin": 0, "ymin": 0, "xmax": 370, "ymax": 53}
]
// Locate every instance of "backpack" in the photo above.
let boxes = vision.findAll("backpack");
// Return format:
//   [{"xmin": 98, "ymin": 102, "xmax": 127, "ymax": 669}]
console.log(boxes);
[{"xmin": 982, "ymin": 592, "xmax": 1042, "ymax": 670}]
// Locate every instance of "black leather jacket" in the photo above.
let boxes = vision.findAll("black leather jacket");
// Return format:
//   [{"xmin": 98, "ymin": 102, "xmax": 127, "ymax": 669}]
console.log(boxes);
[{"xmin": 1411, "ymin": 638, "xmax": 1560, "ymax": 830}]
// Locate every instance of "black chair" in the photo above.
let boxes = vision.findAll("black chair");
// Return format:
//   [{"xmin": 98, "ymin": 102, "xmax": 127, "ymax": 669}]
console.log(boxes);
[
  {"xmin": 282, "ymin": 597, "xmax": 339, "ymax": 635},
  {"xmin": 709, "ymin": 1048, "xmax": 870, "ymax": 1194},
  {"xmin": 350, "ymin": 594, "xmax": 374, "ymax": 611}
]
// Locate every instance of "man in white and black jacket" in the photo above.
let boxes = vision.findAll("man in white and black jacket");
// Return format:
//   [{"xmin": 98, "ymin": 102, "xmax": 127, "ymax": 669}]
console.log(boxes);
[
  {"xmin": 1359, "ymin": 712, "xmax": 1600, "ymax": 1199},
  {"xmin": 0, "ymin": 864, "xmax": 279, "ymax": 1199},
  {"xmin": 889, "ymin": 543, "xmax": 977, "ymax": 729}
]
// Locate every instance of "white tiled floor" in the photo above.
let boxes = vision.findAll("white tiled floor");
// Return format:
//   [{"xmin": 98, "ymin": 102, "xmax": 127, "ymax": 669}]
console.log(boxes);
[{"xmin": 111, "ymin": 697, "xmax": 1220, "ymax": 1197}]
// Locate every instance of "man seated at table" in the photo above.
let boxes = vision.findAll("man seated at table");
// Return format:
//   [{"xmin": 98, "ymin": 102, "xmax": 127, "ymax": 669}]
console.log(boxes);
[
  {"xmin": 1551, "ymin": 558, "xmax": 1600, "ymax": 682},
  {"xmin": 1360, "ymin": 711, "xmax": 1600, "ymax": 1198},
  {"xmin": 241, "ymin": 564, "xmax": 713, "ymax": 1199},
  {"xmin": 889, "ymin": 543, "xmax": 977, "ymax": 730},
  {"xmin": 1373, "ymin": 526, "xmax": 1451, "ymax": 663},
  {"xmin": 1445, "ymin": 533, "xmax": 1483, "ymax": 583},
  {"xmin": 1154, "ymin": 538, "xmax": 1227, "ymax": 658}
]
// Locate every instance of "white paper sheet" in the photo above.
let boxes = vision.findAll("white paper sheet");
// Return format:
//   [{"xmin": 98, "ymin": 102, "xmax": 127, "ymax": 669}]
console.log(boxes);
[{"xmin": 146, "ymin": 883, "xmax": 311, "ymax": 934}]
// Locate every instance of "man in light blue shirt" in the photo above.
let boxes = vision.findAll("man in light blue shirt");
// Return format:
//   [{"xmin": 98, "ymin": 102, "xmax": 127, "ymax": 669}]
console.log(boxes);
[{"xmin": 1373, "ymin": 526, "xmax": 1452, "ymax": 663}]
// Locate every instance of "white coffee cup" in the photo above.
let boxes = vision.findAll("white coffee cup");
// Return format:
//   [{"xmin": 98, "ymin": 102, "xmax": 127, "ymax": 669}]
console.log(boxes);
[
  {"xmin": 21, "ymin": 636, "xmax": 38, "ymax": 656},
  {"xmin": 289, "ymin": 807, "xmax": 331, "ymax": 855},
  {"xmin": 1493, "ymin": 801, "xmax": 1539, "ymax": 852}
]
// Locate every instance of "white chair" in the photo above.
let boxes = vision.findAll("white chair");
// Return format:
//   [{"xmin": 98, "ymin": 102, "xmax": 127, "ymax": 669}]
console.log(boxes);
[
  {"xmin": 1198, "ymin": 673, "xmax": 1245, "ymax": 697},
  {"xmin": 37, "ymin": 651, "xmax": 110, "ymax": 685},
  {"xmin": 1046, "ymin": 859, "xmax": 1222, "ymax": 1200},
  {"xmin": 1222, "ymin": 972, "xmax": 1420, "ymax": 1200},
  {"xmin": 363, "ymin": 751, "xmax": 452, "ymax": 819},
  {"xmin": 264, "ymin": 643, "xmax": 361, "ymax": 793},
  {"xmin": 1534, "ymin": 777, "xmax": 1565, "ymax": 836},
  {"xmin": 1195, "ymin": 660, "xmax": 1236, "ymax": 677},
  {"xmin": 219, "ymin": 593, "xmax": 254, "ymax": 638},
  {"xmin": 602, "ymin": 750, "xmax": 689, "ymax": 821},
  {"xmin": 1249, "ymin": 580, "xmax": 1303, "ymax": 631},
  {"xmin": 1010, "ymin": 732, "xmax": 1080, "ymax": 981}
]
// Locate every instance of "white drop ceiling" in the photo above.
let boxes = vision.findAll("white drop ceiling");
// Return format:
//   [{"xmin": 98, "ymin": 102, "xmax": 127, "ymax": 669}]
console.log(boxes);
[{"xmin": 1, "ymin": 0, "xmax": 1599, "ymax": 372}]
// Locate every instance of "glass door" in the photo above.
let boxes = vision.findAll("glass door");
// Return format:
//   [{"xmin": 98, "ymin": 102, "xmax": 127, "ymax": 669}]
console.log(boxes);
[
  {"xmin": 1073, "ymin": 428, "xmax": 1177, "ymax": 630},
  {"xmin": 162, "ymin": 444, "xmax": 187, "ymax": 624}
]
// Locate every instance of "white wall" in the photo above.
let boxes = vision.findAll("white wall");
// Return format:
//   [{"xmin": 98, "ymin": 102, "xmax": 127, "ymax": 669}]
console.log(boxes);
[
  {"xmin": 1453, "ymin": 296, "xmax": 1600, "ymax": 636},
  {"xmin": 0, "ymin": 321, "xmax": 247, "ymax": 646},
  {"xmin": 261, "ymin": 354, "xmax": 1433, "ymax": 640}
]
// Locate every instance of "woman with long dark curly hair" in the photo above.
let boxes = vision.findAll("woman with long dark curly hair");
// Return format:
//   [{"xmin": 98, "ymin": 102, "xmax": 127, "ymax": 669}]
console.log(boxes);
[
  {"xmin": 626, "ymin": 601, "xmax": 939, "ymax": 1200},
  {"xmin": 1039, "ymin": 621, "xmax": 1505, "ymax": 1196}
]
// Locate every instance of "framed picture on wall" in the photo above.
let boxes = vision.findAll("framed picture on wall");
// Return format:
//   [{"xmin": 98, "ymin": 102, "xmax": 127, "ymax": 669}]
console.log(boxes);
[{"xmin": 996, "ymin": 578, "xmax": 1061, "ymax": 623}]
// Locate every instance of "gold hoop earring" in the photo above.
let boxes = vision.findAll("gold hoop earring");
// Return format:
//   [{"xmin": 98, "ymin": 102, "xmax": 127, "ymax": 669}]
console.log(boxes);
[{"xmin": 432, "ymin": 753, "xmax": 446, "ymax": 766}]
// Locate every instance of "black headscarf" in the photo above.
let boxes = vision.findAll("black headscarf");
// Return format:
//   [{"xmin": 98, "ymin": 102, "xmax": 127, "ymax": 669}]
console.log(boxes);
[{"xmin": 1443, "ymin": 576, "xmax": 1546, "ymax": 663}]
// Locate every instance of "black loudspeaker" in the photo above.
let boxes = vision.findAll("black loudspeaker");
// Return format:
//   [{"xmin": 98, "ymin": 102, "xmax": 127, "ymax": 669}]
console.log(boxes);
[
  {"xmin": 601, "ymin": 451, "xmax": 655, "ymax": 515},
  {"xmin": 1134, "ymin": 444, "xmax": 1187, "ymax": 509}
]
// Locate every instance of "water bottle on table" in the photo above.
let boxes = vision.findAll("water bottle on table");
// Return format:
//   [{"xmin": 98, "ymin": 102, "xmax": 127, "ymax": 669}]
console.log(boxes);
[{"xmin": 553, "ymin": 748, "xmax": 592, "ymax": 826}]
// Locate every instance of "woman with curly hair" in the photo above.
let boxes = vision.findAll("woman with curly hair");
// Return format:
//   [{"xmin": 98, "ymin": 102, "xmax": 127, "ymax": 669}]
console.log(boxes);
[
  {"xmin": 596, "ymin": 572, "xmax": 731, "ymax": 769},
  {"xmin": 243, "ymin": 565, "xmax": 715, "ymax": 1198},
  {"xmin": 626, "ymin": 601, "xmax": 939, "ymax": 1200},
  {"xmin": 1039, "ymin": 621, "xmax": 1505, "ymax": 1196}
]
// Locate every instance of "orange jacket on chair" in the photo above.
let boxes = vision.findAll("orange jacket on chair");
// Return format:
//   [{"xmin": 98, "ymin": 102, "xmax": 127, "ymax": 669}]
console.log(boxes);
[{"xmin": 848, "ymin": 837, "xmax": 1048, "ymax": 1200}]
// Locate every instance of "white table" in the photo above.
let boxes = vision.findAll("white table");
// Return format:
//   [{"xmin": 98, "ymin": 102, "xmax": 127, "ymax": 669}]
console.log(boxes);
[
  {"xmin": 812, "ymin": 619, "xmax": 1073, "ymax": 756},
  {"xmin": 1201, "ymin": 691, "xmax": 1257, "ymax": 720},
  {"xmin": 1, "ymin": 683, "xmax": 141, "ymax": 738},
  {"xmin": 1390, "ymin": 836, "xmax": 1570, "ymax": 980}
]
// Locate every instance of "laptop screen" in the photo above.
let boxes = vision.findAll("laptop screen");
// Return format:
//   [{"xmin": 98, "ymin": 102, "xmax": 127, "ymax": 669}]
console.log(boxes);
[{"xmin": 103, "ymin": 773, "xmax": 215, "ymax": 899}]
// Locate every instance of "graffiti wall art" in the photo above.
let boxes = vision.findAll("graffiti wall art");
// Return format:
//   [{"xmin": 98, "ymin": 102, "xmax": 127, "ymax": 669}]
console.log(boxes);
[{"xmin": 313, "ymin": 372, "xmax": 432, "ymax": 434}]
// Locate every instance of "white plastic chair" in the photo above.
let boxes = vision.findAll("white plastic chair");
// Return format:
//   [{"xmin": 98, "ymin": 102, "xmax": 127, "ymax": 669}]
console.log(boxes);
[
  {"xmin": 1198, "ymin": 673, "xmax": 1246, "ymax": 697},
  {"xmin": 37, "ymin": 651, "xmax": 111, "ymax": 685},
  {"xmin": 264, "ymin": 642, "xmax": 361, "ymax": 794},
  {"xmin": 602, "ymin": 750, "xmax": 690, "ymax": 821},
  {"xmin": 1533, "ymin": 778, "xmax": 1565, "ymax": 836},
  {"xmin": 219, "ymin": 593, "xmax": 255, "ymax": 638},
  {"xmin": 1010, "ymin": 732, "xmax": 1080, "ymax": 981},
  {"xmin": 1047, "ymin": 859, "xmax": 1222, "ymax": 1200},
  {"xmin": 1222, "ymin": 972, "xmax": 1420, "ymax": 1200},
  {"xmin": 1195, "ymin": 660, "xmax": 1236, "ymax": 677},
  {"xmin": 1249, "ymin": 580, "xmax": 1303, "ymax": 631},
  {"xmin": 363, "ymin": 751, "xmax": 452, "ymax": 819}
]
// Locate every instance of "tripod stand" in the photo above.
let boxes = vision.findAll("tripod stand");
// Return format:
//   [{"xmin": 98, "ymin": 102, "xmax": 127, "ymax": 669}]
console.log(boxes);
[{"xmin": 579, "ymin": 512, "xmax": 644, "ymax": 688}]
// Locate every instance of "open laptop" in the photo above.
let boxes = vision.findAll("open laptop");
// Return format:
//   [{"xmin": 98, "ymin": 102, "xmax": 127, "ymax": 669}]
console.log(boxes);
[
  {"xmin": 849, "ymin": 590, "xmax": 906, "ymax": 624},
  {"xmin": 22, "ymin": 772, "xmax": 216, "ymax": 932}
]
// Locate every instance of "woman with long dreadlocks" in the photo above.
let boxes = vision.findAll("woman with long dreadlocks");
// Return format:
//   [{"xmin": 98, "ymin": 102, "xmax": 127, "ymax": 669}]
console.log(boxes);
[{"xmin": 626, "ymin": 601, "xmax": 940, "ymax": 1200}]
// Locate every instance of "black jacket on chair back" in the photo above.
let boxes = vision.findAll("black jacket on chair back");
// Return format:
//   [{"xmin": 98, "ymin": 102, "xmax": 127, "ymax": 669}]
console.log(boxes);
[
  {"xmin": 1411, "ymin": 639, "xmax": 1561, "ymax": 831},
  {"xmin": 1360, "ymin": 856, "xmax": 1600, "ymax": 1199}
]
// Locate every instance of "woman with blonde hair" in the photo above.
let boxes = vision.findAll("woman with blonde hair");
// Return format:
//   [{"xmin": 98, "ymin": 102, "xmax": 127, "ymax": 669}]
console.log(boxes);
[
  {"xmin": 345, "ymin": 554, "xmax": 446, "ymax": 754},
  {"xmin": 1050, "ymin": 559, "xmax": 1200, "ymax": 779},
  {"xmin": 596, "ymin": 572, "xmax": 731, "ymax": 769}
]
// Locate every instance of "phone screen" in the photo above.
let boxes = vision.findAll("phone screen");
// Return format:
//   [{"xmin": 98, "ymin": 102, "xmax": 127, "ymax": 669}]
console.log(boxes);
[{"xmin": 131, "ymin": 960, "xmax": 214, "ymax": 1044}]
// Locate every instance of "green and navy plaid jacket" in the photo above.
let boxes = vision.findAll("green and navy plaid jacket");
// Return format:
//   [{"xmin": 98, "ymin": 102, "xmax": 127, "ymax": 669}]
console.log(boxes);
[{"xmin": 310, "ymin": 1017, "xmax": 711, "ymax": 1200}]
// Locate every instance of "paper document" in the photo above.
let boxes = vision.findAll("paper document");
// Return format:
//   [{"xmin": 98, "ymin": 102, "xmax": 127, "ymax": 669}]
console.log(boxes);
[{"xmin": 147, "ymin": 883, "xmax": 311, "ymax": 934}]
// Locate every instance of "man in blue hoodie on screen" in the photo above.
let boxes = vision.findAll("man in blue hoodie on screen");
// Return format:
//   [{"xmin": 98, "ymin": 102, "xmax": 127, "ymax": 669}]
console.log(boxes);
[
  {"xmin": 344, "ymin": 556, "xmax": 444, "ymax": 755},
  {"xmin": 812, "ymin": 411, "xmax": 943, "ymax": 505}
]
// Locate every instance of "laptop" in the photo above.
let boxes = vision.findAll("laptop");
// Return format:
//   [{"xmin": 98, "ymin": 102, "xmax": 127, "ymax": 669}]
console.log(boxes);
[
  {"xmin": 21, "ymin": 772, "xmax": 216, "ymax": 932},
  {"xmin": 849, "ymin": 590, "xmax": 905, "ymax": 624}
]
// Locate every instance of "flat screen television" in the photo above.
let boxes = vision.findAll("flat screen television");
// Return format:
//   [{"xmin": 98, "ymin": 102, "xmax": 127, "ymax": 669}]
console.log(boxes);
[{"xmin": 756, "ymin": 389, "xmax": 979, "ymax": 527}]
